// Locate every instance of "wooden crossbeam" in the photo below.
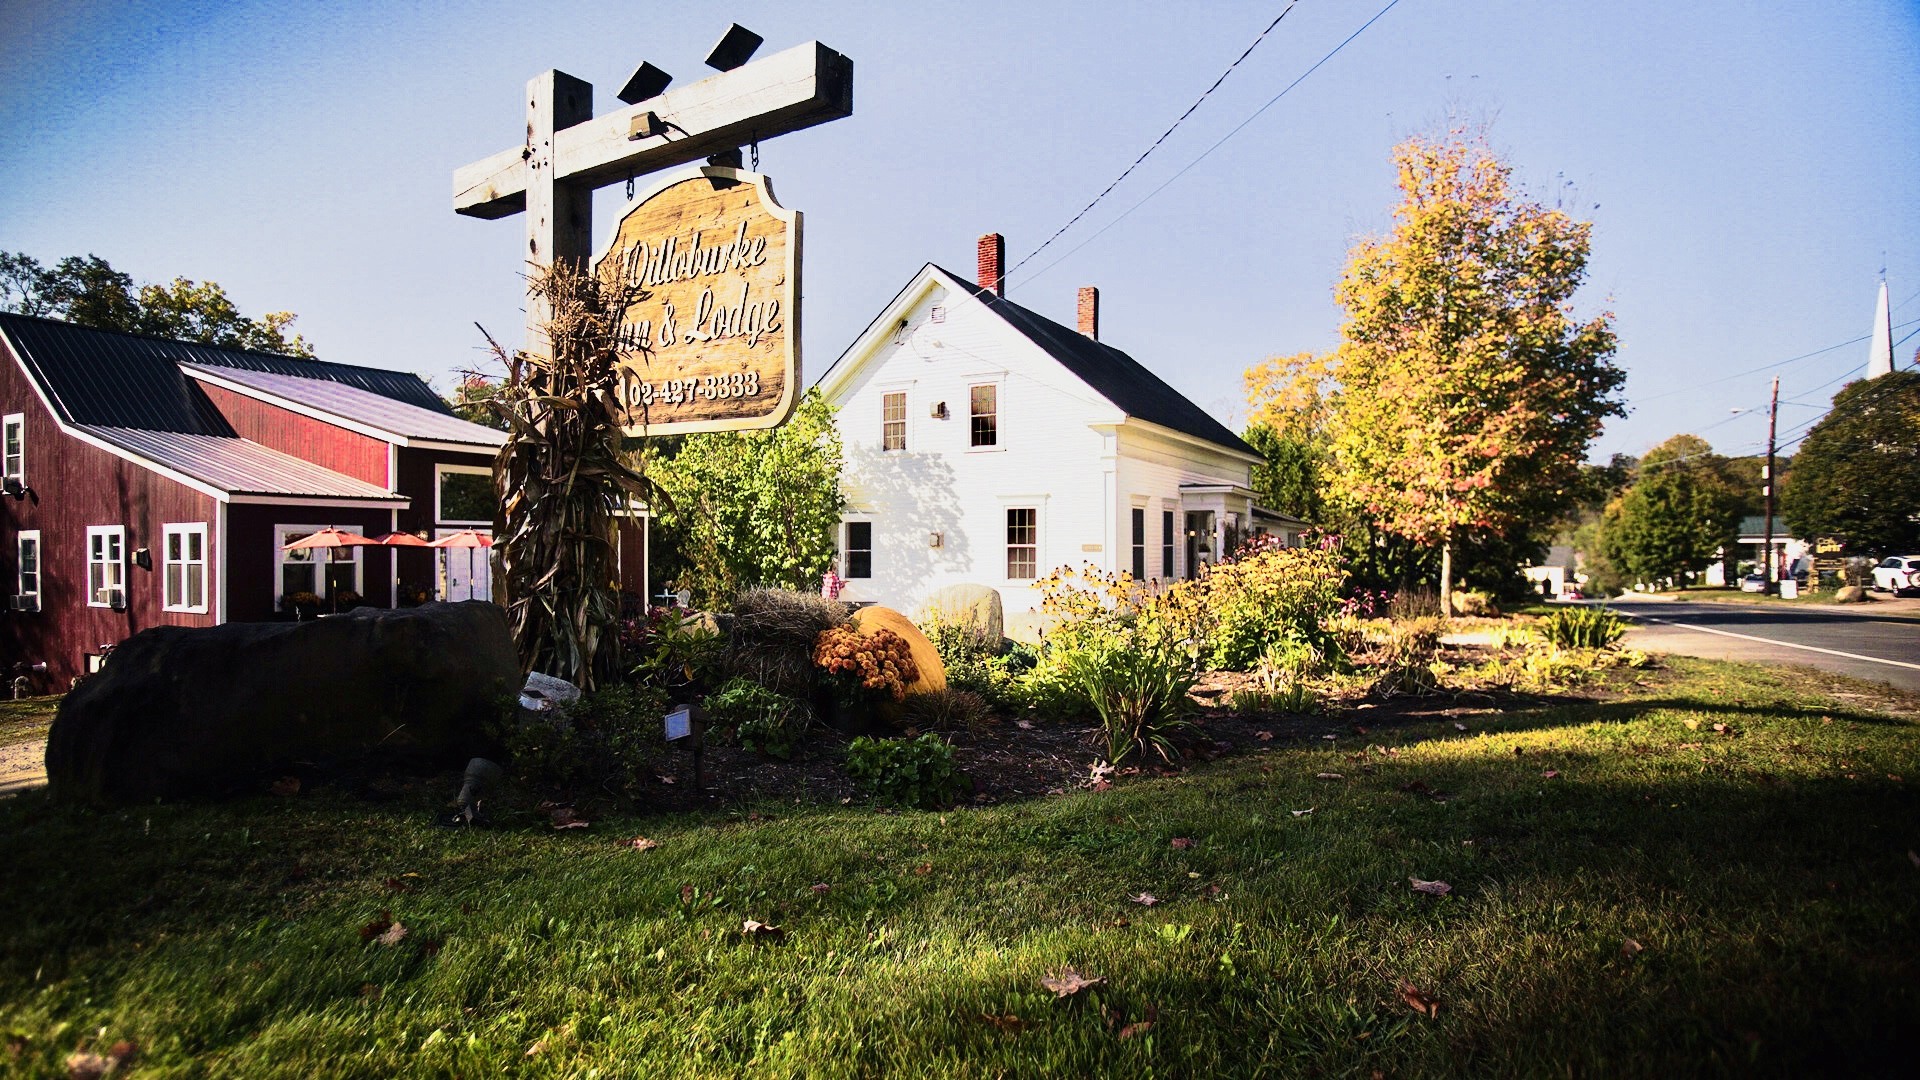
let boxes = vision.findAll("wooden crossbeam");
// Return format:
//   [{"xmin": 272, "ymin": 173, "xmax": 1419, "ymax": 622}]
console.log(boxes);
[{"xmin": 453, "ymin": 41, "xmax": 853, "ymax": 221}]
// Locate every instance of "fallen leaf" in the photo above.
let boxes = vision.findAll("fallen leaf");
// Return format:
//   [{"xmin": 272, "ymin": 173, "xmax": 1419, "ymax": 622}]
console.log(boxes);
[
  {"xmin": 810, "ymin": 882, "xmax": 831, "ymax": 894},
  {"xmin": 1542, "ymin": 769, "xmax": 1561, "ymax": 780},
  {"xmin": 656, "ymin": 774, "xmax": 677, "ymax": 785},
  {"xmin": 1453, "ymin": 722, "xmax": 1468, "ymax": 732},
  {"xmin": 376, "ymin": 921, "xmax": 409, "ymax": 947},
  {"xmin": 1128, "ymin": 892, "xmax": 1160, "ymax": 907},
  {"xmin": 1321, "ymin": 734, "xmax": 1337, "ymax": 741},
  {"xmin": 358, "ymin": 911, "xmax": 395, "ymax": 941},
  {"xmin": 1118, "ymin": 766, "xmax": 1141, "ymax": 776},
  {"xmin": 980, "ymin": 1013, "xmax": 1028, "ymax": 1032},
  {"xmin": 1712, "ymin": 723, "xmax": 1730, "ymax": 734},
  {"xmin": 1015, "ymin": 719, "xmax": 1035, "ymax": 730},
  {"xmin": 914, "ymin": 862, "xmax": 933, "ymax": 875},
  {"xmin": 383, "ymin": 876, "xmax": 414, "ymax": 893},
  {"xmin": 1409, "ymin": 878, "xmax": 1452, "ymax": 896},
  {"xmin": 1291, "ymin": 808, "xmax": 1315, "ymax": 817},
  {"xmin": 1117, "ymin": 1006, "xmax": 1158, "ymax": 1040},
  {"xmin": 525, "ymin": 1039, "xmax": 547, "ymax": 1057},
  {"xmin": 1683, "ymin": 719, "xmax": 1700, "ymax": 730},
  {"xmin": 741, "ymin": 919, "xmax": 785, "ymax": 941},
  {"xmin": 1040, "ymin": 968, "xmax": 1106, "ymax": 998},
  {"xmin": 1315, "ymin": 772, "xmax": 1344, "ymax": 780},
  {"xmin": 546, "ymin": 806, "xmax": 590, "ymax": 829},
  {"xmin": 65, "ymin": 1052, "xmax": 109, "ymax": 1080},
  {"xmin": 1398, "ymin": 980, "xmax": 1440, "ymax": 1018},
  {"xmin": 1621, "ymin": 938, "xmax": 1644, "ymax": 958},
  {"xmin": 1255, "ymin": 730, "xmax": 1274, "ymax": 741},
  {"xmin": 270, "ymin": 776, "xmax": 301, "ymax": 797},
  {"xmin": 1170, "ymin": 837, "xmax": 1196, "ymax": 850},
  {"xmin": 1399, "ymin": 780, "xmax": 1434, "ymax": 795},
  {"xmin": 628, "ymin": 836, "xmax": 659, "ymax": 852},
  {"xmin": 106, "ymin": 1042, "xmax": 137, "ymax": 1069},
  {"xmin": 5, "ymin": 1034, "xmax": 26, "ymax": 1062},
  {"xmin": 359, "ymin": 983, "xmax": 382, "ymax": 998}
]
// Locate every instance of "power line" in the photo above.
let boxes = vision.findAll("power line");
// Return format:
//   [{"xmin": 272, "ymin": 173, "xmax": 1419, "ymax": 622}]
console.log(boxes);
[
  {"xmin": 1630, "ymin": 316, "xmax": 1920, "ymax": 405},
  {"xmin": 998, "ymin": 1, "xmax": 1305, "ymax": 286},
  {"xmin": 1013, "ymin": 0, "xmax": 1408, "ymax": 289}
]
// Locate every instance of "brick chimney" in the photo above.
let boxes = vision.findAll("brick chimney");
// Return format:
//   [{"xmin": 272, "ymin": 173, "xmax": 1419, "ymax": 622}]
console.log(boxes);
[
  {"xmin": 1077, "ymin": 286, "xmax": 1100, "ymax": 340},
  {"xmin": 976, "ymin": 233, "xmax": 1005, "ymax": 297}
]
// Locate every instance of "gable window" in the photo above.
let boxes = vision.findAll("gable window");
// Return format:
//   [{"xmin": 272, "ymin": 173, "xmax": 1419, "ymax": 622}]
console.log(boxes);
[
  {"xmin": 1162, "ymin": 510, "xmax": 1175, "ymax": 579},
  {"xmin": 15, "ymin": 531, "xmax": 40, "ymax": 612},
  {"xmin": 843, "ymin": 520, "xmax": 873, "ymax": 578},
  {"xmin": 163, "ymin": 523, "xmax": 209, "ymax": 613},
  {"xmin": 881, "ymin": 392, "xmax": 907, "ymax": 451},
  {"xmin": 1006, "ymin": 508, "xmax": 1037, "ymax": 580},
  {"xmin": 1131, "ymin": 507, "xmax": 1146, "ymax": 579},
  {"xmin": 969, "ymin": 384, "xmax": 998, "ymax": 447},
  {"xmin": 2, "ymin": 413, "xmax": 22, "ymax": 492},
  {"xmin": 86, "ymin": 526, "xmax": 126, "ymax": 608},
  {"xmin": 436, "ymin": 464, "xmax": 494, "ymax": 525}
]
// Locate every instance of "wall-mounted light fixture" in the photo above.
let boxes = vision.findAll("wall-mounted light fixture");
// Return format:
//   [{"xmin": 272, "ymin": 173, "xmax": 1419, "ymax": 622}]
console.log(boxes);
[
  {"xmin": 930, "ymin": 401, "xmax": 948, "ymax": 419},
  {"xmin": 928, "ymin": 532, "xmax": 943, "ymax": 548}
]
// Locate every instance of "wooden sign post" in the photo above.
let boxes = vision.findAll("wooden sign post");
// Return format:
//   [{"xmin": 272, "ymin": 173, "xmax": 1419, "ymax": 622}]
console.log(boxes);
[{"xmin": 453, "ymin": 36, "xmax": 852, "ymax": 410}]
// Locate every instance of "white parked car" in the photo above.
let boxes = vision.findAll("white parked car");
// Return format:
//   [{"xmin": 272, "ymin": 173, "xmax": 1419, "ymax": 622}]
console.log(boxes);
[{"xmin": 1871, "ymin": 556, "xmax": 1920, "ymax": 594}]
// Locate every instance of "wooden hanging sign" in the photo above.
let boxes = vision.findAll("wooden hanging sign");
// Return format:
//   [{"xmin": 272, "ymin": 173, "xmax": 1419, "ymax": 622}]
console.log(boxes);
[{"xmin": 594, "ymin": 167, "xmax": 800, "ymax": 434}]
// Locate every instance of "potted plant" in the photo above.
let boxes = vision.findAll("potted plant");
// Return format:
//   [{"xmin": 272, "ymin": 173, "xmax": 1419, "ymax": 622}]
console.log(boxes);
[
  {"xmin": 284, "ymin": 591, "xmax": 322, "ymax": 620},
  {"xmin": 810, "ymin": 625, "xmax": 920, "ymax": 731}
]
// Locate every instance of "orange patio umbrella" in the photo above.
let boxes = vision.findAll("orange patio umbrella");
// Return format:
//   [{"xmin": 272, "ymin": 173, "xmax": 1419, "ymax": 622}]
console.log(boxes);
[
  {"xmin": 281, "ymin": 527, "xmax": 377, "ymax": 551},
  {"xmin": 431, "ymin": 529, "xmax": 495, "ymax": 600}
]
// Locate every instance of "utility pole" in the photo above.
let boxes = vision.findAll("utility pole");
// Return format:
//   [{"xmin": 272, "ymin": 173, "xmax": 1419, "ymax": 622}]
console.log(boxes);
[{"xmin": 1762, "ymin": 374, "xmax": 1780, "ymax": 594}]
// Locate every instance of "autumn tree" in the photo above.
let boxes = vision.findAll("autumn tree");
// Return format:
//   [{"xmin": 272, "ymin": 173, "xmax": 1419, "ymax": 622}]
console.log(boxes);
[
  {"xmin": 649, "ymin": 388, "xmax": 844, "ymax": 607},
  {"xmin": 1781, "ymin": 372, "xmax": 1920, "ymax": 555},
  {"xmin": 1321, "ymin": 132, "xmax": 1624, "ymax": 613},
  {"xmin": 0, "ymin": 250, "xmax": 314, "ymax": 357}
]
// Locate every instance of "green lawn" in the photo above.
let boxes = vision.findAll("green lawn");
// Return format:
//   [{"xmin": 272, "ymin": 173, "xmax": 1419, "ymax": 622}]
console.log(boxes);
[
  {"xmin": 0, "ymin": 698, "xmax": 58, "ymax": 749},
  {"xmin": 2, "ymin": 659, "xmax": 1916, "ymax": 1077}
]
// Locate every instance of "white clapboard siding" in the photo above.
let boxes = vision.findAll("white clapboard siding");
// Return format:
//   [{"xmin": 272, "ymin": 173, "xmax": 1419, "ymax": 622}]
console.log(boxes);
[{"xmin": 820, "ymin": 264, "xmax": 1255, "ymax": 635}]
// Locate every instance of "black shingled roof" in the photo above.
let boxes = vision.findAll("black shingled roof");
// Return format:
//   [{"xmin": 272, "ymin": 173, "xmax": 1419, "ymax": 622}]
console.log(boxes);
[
  {"xmin": 930, "ymin": 267, "xmax": 1257, "ymax": 457},
  {"xmin": 0, "ymin": 312, "xmax": 453, "ymax": 434}
]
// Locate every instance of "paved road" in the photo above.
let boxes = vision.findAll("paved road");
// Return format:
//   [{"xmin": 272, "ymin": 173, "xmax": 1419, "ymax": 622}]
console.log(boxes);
[{"xmin": 1604, "ymin": 597, "xmax": 1920, "ymax": 692}]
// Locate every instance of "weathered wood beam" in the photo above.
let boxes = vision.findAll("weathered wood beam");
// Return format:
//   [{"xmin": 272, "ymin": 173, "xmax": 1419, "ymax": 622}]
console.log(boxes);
[{"xmin": 453, "ymin": 41, "xmax": 852, "ymax": 220}]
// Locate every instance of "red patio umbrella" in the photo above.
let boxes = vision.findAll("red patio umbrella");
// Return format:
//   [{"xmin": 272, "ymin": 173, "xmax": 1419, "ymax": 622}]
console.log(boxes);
[
  {"xmin": 281, "ymin": 527, "xmax": 378, "ymax": 551},
  {"xmin": 369, "ymin": 531, "xmax": 432, "ymax": 546},
  {"xmin": 431, "ymin": 529, "xmax": 495, "ymax": 600}
]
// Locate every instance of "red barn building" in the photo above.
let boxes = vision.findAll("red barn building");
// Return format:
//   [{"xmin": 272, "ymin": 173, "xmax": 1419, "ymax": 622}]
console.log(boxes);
[{"xmin": 0, "ymin": 313, "xmax": 617, "ymax": 690}]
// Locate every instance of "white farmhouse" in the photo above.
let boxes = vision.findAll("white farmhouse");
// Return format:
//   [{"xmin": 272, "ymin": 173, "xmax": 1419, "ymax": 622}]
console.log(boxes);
[{"xmin": 817, "ymin": 234, "xmax": 1300, "ymax": 637}]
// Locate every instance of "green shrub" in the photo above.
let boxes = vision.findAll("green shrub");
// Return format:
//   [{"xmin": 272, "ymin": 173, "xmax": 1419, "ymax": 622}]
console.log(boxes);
[
  {"xmin": 1229, "ymin": 682, "xmax": 1321, "ymax": 714},
  {"xmin": 1540, "ymin": 607, "xmax": 1626, "ymax": 649},
  {"xmin": 897, "ymin": 688, "xmax": 990, "ymax": 735},
  {"xmin": 492, "ymin": 683, "xmax": 670, "ymax": 799},
  {"xmin": 1368, "ymin": 617, "xmax": 1445, "ymax": 698},
  {"xmin": 705, "ymin": 677, "xmax": 810, "ymax": 759},
  {"xmin": 1060, "ymin": 642, "xmax": 1195, "ymax": 764},
  {"xmin": 844, "ymin": 733, "xmax": 967, "ymax": 809}
]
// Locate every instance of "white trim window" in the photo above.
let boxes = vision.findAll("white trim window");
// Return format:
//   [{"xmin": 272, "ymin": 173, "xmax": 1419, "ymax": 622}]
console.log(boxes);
[
  {"xmin": 15, "ymin": 530, "xmax": 41, "ymax": 612},
  {"xmin": 842, "ymin": 519, "xmax": 873, "ymax": 578},
  {"xmin": 163, "ymin": 522, "xmax": 210, "ymax": 613},
  {"xmin": 435, "ymin": 463, "xmax": 494, "ymax": 526},
  {"xmin": 969, "ymin": 383, "xmax": 999, "ymax": 448},
  {"xmin": 1006, "ymin": 507, "xmax": 1038, "ymax": 581},
  {"xmin": 276, "ymin": 523, "xmax": 362, "ymax": 607},
  {"xmin": 2, "ymin": 413, "xmax": 23, "ymax": 491},
  {"xmin": 880, "ymin": 391, "xmax": 907, "ymax": 451},
  {"xmin": 86, "ymin": 525, "xmax": 126, "ymax": 608}
]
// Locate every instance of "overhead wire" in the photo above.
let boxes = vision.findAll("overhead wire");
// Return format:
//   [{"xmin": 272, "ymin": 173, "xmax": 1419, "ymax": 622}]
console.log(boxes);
[
  {"xmin": 996, "ymin": 1, "xmax": 1306, "ymax": 288},
  {"xmin": 1011, "ymin": 0, "xmax": 1408, "ymax": 289}
]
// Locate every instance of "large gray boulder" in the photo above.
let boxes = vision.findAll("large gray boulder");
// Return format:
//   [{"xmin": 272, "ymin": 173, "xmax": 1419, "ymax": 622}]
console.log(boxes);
[
  {"xmin": 920, "ymin": 583, "xmax": 1004, "ymax": 642},
  {"xmin": 46, "ymin": 602, "xmax": 519, "ymax": 804}
]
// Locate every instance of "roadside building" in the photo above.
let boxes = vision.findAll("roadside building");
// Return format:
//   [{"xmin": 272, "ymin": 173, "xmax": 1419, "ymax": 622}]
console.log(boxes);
[{"xmin": 816, "ymin": 234, "xmax": 1296, "ymax": 637}]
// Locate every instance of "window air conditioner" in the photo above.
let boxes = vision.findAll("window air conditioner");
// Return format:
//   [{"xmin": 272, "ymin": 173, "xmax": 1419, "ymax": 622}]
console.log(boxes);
[
  {"xmin": 9, "ymin": 595, "xmax": 38, "ymax": 612},
  {"xmin": 95, "ymin": 588, "xmax": 126, "ymax": 610}
]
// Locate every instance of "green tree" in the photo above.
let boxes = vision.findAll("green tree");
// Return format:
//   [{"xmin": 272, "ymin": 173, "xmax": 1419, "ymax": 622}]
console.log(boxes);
[
  {"xmin": 0, "ymin": 250, "xmax": 314, "ymax": 357},
  {"xmin": 1242, "ymin": 423, "xmax": 1326, "ymax": 523},
  {"xmin": 1781, "ymin": 372, "xmax": 1920, "ymax": 555},
  {"xmin": 651, "ymin": 388, "xmax": 844, "ymax": 606},
  {"xmin": 1603, "ymin": 435, "xmax": 1744, "ymax": 588},
  {"xmin": 1319, "ymin": 131, "xmax": 1625, "ymax": 614},
  {"xmin": 446, "ymin": 373, "xmax": 509, "ymax": 431}
]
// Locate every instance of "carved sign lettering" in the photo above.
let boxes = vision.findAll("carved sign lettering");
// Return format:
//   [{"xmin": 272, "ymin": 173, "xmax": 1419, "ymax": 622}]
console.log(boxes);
[{"xmin": 595, "ymin": 168, "xmax": 800, "ymax": 434}]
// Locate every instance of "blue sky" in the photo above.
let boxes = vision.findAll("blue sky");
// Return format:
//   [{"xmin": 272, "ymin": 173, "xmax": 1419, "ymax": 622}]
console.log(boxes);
[{"xmin": 2, "ymin": 0, "xmax": 1915, "ymax": 463}]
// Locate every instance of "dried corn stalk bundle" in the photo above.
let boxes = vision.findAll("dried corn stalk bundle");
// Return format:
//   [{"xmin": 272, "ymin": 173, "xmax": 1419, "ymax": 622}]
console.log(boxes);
[{"xmin": 488, "ymin": 261, "xmax": 661, "ymax": 689}]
